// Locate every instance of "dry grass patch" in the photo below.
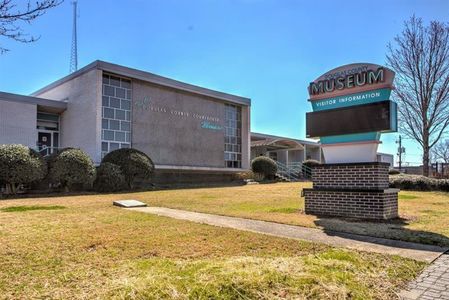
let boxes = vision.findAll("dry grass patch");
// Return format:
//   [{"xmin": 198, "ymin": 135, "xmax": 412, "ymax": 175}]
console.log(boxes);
[
  {"xmin": 81, "ymin": 182, "xmax": 449, "ymax": 247},
  {"xmin": 0, "ymin": 194, "xmax": 424, "ymax": 299}
]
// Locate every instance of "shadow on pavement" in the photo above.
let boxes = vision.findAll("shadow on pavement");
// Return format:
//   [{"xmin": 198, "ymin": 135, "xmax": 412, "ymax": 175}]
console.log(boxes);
[{"xmin": 313, "ymin": 216, "xmax": 449, "ymax": 251}]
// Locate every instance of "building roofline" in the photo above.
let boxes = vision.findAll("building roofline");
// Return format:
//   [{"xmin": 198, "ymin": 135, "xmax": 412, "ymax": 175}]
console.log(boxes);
[
  {"xmin": 0, "ymin": 91, "xmax": 67, "ymax": 113},
  {"xmin": 32, "ymin": 60, "xmax": 251, "ymax": 106},
  {"xmin": 377, "ymin": 152, "xmax": 394, "ymax": 157},
  {"xmin": 251, "ymin": 132, "xmax": 320, "ymax": 146}
]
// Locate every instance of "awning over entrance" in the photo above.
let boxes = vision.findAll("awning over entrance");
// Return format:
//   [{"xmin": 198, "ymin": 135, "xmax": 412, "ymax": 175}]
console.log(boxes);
[
  {"xmin": 251, "ymin": 138, "xmax": 305, "ymax": 151},
  {"xmin": 0, "ymin": 91, "xmax": 67, "ymax": 114}
]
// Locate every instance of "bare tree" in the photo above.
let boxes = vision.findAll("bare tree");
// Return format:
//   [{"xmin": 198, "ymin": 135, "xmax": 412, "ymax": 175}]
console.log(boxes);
[
  {"xmin": 387, "ymin": 16, "xmax": 449, "ymax": 176},
  {"xmin": 0, "ymin": 0, "xmax": 62, "ymax": 53},
  {"xmin": 432, "ymin": 139, "xmax": 449, "ymax": 163}
]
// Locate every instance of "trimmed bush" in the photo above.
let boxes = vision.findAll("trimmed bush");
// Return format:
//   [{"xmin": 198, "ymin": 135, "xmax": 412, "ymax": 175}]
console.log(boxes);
[
  {"xmin": 234, "ymin": 171, "xmax": 255, "ymax": 180},
  {"xmin": 389, "ymin": 174, "xmax": 439, "ymax": 191},
  {"xmin": 389, "ymin": 169, "xmax": 401, "ymax": 175},
  {"xmin": 251, "ymin": 156, "xmax": 277, "ymax": 180},
  {"xmin": 0, "ymin": 144, "xmax": 47, "ymax": 194},
  {"xmin": 48, "ymin": 148, "xmax": 96, "ymax": 191},
  {"xmin": 437, "ymin": 179, "xmax": 449, "ymax": 192},
  {"xmin": 234, "ymin": 171, "xmax": 264, "ymax": 182},
  {"xmin": 302, "ymin": 159, "xmax": 321, "ymax": 168},
  {"xmin": 94, "ymin": 162, "xmax": 127, "ymax": 193},
  {"xmin": 102, "ymin": 148, "xmax": 154, "ymax": 189}
]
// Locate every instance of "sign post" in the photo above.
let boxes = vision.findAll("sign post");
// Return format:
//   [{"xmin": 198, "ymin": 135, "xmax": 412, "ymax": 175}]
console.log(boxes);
[{"xmin": 303, "ymin": 63, "xmax": 399, "ymax": 220}]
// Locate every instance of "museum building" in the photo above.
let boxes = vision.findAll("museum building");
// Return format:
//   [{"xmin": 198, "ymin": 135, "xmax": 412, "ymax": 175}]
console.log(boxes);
[{"xmin": 0, "ymin": 60, "xmax": 251, "ymax": 182}]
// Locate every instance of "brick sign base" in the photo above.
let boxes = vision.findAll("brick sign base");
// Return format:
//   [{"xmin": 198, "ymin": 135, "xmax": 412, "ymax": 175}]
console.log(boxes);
[{"xmin": 303, "ymin": 162, "xmax": 399, "ymax": 220}]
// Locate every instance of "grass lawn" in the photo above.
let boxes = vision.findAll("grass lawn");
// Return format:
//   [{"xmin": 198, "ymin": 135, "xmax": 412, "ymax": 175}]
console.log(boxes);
[
  {"xmin": 104, "ymin": 182, "xmax": 449, "ymax": 247},
  {"xmin": 0, "ymin": 192, "xmax": 425, "ymax": 299}
]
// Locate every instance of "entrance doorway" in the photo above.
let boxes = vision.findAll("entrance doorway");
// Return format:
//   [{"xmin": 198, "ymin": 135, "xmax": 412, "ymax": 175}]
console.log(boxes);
[
  {"xmin": 37, "ymin": 131, "xmax": 58, "ymax": 156},
  {"xmin": 36, "ymin": 112, "xmax": 60, "ymax": 156}
]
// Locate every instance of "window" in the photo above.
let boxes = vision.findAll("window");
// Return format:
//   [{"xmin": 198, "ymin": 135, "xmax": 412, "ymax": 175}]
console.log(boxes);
[
  {"xmin": 224, "ymin": 104, "xmax": 242, "ymax": 168},
  {"xmin": 101, "ymin": 73, "xmax": 132, "ymax": 157},
  {"xmin": 37, "ymin": 112, "xmax": 59, "ymax": 130}
]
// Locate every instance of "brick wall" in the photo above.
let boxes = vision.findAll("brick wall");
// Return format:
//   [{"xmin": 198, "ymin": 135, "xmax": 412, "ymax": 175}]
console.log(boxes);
[
  {"xmin": 303, "ymin": 189, "xmax": 398, "ymax": 219},
  {"xmin": 304, "ymin": 162, "xmax": 398, "ymax": 220},
  {"xmin": 312, "ymin": 162, "xmax": 389, "ymax": 190}
]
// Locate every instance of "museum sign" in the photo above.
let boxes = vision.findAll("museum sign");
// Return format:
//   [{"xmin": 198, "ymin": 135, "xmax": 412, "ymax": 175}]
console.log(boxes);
[{"xmin": 305, "ymin": 63, "xmax": 397, "ymax": 163}]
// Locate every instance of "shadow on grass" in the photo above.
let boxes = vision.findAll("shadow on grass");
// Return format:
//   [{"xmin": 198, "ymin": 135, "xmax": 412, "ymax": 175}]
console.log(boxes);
[
  {"xmin": 313, "ymin": 216, "xmax": 449, "ymax": 250},
  {"xmin": 1, "ymin": 205, "xmax": 66, "ymax": 212},
  {"xmin": 0, "ymin": 182, "xmax": 246, "ymax": 201}
]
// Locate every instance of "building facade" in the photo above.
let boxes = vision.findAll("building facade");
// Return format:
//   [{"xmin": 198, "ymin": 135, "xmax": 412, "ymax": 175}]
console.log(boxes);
[
  {"xmin": 376, "ymin": 152, "xmax": 394, "ymax": 167},
  {"xmin": 0, "ymin": 61, "xmax": 251, "ymax": 183}
]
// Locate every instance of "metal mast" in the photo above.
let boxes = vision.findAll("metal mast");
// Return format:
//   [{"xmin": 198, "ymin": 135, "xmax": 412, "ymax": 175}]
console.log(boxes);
[{"xmin": 69, "ymin": 0, "xmax": 78, "ymax": 73}]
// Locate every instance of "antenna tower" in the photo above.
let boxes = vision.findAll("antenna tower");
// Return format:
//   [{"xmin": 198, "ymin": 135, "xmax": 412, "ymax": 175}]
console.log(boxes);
[{"xmin": 69, "ymin": 0, "xmax": 78, "ymax": 73}]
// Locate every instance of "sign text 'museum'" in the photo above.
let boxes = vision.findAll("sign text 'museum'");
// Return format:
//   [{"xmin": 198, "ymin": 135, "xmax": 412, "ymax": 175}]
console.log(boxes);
[{"xmin": 309, "ymin": 67, "xmax": 385, "ymax": 96}]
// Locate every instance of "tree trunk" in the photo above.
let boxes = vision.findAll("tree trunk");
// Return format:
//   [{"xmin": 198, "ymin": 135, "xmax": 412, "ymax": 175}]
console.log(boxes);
[
  {"xmin": 422, "ymin": 129, "xmax": 430, "ymax": 177},
  {"xmin": 5, "ymin": 183, "xmax": 18, "ymax": 195},
  {"xmin": 423, "ymin": 149, "xmax": 430, "ymax": 177},
  {"xmin": 423, "ymin": 138, "xmax": 430, "ymax": 177}
]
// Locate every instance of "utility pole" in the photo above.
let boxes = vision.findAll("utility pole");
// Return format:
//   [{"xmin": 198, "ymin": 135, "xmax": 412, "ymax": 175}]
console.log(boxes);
[
  {"xmin": 396, "ymin": 135, "xmax": 405, "ymax": 171},
  {"xmin": 69, "ymin": 0, "xmax": 78, "ymax": 73}
]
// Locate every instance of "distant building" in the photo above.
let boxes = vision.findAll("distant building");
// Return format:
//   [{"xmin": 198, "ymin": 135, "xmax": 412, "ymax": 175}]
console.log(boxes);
[
  {"xmin": 250, "ymin": 132, "xmax": 322, "ymax": 166},
  {"xmin": 251, "ymin": 133, "xmax": 394, "ymax": 168},
  {"xmin": 376, "ymin": 152, "xmax": 394, "ymax": 167}
]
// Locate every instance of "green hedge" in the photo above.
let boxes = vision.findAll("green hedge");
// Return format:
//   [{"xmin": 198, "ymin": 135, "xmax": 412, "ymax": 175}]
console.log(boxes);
[
  {"xmin": 102, "ymin": 148, "xmax": 154, "ymax": 189},
  {"xmin": 251, "ymin": 156, "xmax": 277, "ymax": 180},
  {"xmin": 0, "ymin": 144, "xmax": 47, "ymax": 194},
  {"xmin": 390, "ymin": 174, "xmax": 449, "ymax": 191},
  {"xmin": 94, "ymin": 162, "xmax": 127, "ymax": 193},
  {"xmin": 48, "ymin": 148, "xmax": 96, "ymax": 191}
]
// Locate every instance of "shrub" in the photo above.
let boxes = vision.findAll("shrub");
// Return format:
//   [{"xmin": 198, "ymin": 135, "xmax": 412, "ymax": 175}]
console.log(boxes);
[
  {"xmin": 389, "ymin": 174, "xmax": 439, "ymax": 191},
  {"xmin": 48, "ymin": 148, "xmax": 96, "ymax": 191},
  {"xmin": 251, "ymin": 156, "xmax": 277, "ymax": 180},
  {"xmin": 437, "ymin": 179, "xmax": 449, "ymax": 192},
  {"xmin": 302, "ymin": 159, "xmax": 321, "ymax": 168},
  {"xmin": 0, "ymin": 144, "xmax": 47, "ymax": 194},
  {"xmin": 234, "ymin": 171, "xmax": 255, "ymax": 180},
  {"xmin": 389, "ymin": 169, "xmax": 401, "ymax": 175},
  {"xmin": 102, "ymin": 148, "xmax": 154, "ymax": 189},
  {"xmin": 94, "ymin": 162, "xmax": 127, "ymax": 193},
  {"xmin": 234, "ymin": 171, "xmax": 264, "ymax": 182}
]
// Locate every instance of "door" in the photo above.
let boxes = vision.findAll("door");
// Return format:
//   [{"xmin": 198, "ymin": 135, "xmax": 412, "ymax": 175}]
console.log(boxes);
[{"xmin": 38, "ymin": 132, "xmax": 52, "ymax": 156}]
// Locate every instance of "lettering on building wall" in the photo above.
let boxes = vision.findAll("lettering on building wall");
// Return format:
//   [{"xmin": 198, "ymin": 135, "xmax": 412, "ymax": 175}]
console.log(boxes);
[
  {"xmin": 201, "ymin": 121, "xmax": 222, "ymax": 130},
  {"xmin": 309, "ymin": 67, "xmax": 385, "ymax": 96},
  {"xmin": 134, "ymin": 96, "xmax": 221, "ymax": 123}
]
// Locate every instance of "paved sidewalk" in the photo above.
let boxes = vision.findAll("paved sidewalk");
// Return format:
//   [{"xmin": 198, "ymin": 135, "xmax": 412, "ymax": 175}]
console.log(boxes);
[
  {"xmin": 128, "ymin": 206, "xmax": 447, "ymax": 262},
  {"xmin": 400, "ymin": 252, "xmax": 449, "ymax": 300}
]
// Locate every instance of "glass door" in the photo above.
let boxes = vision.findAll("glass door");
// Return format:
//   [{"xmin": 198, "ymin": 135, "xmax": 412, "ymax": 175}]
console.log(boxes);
[{"xmin": 38, "ymin": 132, "xmax": 52, "ymax": 156}]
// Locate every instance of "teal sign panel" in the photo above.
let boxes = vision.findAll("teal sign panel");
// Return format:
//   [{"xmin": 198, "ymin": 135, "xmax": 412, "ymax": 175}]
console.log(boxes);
[
  {"xmin": 311, "ymin": 88, "xmax": 391, "ymax": 111},
  {"xmin": 320, "ymin": 132, "xmax": 380, "ymax": 144},
  {"xmin": 390, "ymin": 101, "xmax": 398, "ymax": 132}
]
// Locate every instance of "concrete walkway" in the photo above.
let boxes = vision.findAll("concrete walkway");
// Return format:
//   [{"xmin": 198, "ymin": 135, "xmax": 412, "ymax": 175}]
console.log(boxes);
[
  {"xmin": 400, "ymin": 252, "xmax": 449, "ymax": 300},
  {"xmin": 128, "ymin": 206, "xmax": 447, "ymax": 263}
]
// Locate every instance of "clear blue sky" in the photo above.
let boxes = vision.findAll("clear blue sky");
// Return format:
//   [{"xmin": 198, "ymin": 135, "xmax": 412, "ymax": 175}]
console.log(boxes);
[{"xmin": 1, "ymin": 0, "xmax": 448, "ymax": 166}]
